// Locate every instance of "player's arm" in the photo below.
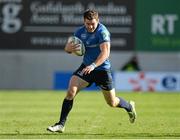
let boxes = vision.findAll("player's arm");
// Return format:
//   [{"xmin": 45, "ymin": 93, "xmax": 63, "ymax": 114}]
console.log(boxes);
[
  {"xmin": 82, "ymin": 41, "xmax": 110, "ymax": 75},
  {"xmin": 94, "ymin": 41, "xmax": 110, "ymax": 67}
]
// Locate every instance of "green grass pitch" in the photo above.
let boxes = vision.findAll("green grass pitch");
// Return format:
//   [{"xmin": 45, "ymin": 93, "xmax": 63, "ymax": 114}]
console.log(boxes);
[{"xmin": 0, "ymin": 90, "xmax": 180, "ymax": 139}]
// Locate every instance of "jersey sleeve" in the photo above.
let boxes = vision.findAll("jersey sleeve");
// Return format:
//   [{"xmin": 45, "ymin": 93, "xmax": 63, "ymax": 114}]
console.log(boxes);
[{"xmin": 99, "ymin": 29, "xmax": 110, "ymax": 44}]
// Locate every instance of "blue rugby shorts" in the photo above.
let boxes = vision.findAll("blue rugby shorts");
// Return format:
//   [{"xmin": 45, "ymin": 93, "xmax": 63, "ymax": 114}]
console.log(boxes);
[{"xmin": 73, "ymin": 63, "xmax": 114, "ymax": 91}]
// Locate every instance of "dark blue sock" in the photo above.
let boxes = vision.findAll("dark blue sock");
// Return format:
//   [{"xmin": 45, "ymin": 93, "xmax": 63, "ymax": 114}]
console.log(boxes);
[
  {"xmin": 117, "ymin": 97, "xmax": 131, "ymax": 112},
  {"xmin": 59, "ymin": 99, "xmax": 73, "ymax": 126}
]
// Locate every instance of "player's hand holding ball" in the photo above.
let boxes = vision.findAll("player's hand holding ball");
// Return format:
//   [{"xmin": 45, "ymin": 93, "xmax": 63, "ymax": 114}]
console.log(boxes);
[{"xmin": 65, "ymin": 36, "xmax": 85, "ymax": 56}]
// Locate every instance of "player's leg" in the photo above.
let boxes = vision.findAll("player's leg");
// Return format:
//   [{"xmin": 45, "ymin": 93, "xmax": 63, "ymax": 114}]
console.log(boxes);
[
  {"xmin": 101, "ymin": 88, "xmax": 119, "ymax": 107},
  {"xmin": 95, "ymin": 70, "xmax": 130, "ymax": 109},
  {"xmin": 59, "ymin": 75, "xmax": 89, "ymax": 126},
  {"xmin": 102, "ymin": 89, "xmax": 137, "ymax": 123},
  {"xmin": 102, "ymin": 89, "xmax": 131, "ymax": 110},
  {"xmin": 47, "ymin": 75, "xmax": 89, "ymax": 132},
  {"xmin": 94, "ymin": 70, "xmax": 137, "ymax": 123}
]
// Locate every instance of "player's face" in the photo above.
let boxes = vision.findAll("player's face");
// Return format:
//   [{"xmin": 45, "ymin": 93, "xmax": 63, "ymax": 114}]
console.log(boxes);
[{"xmin": 84, "ymin": 18, "xmax": 99, "ymax": 33}]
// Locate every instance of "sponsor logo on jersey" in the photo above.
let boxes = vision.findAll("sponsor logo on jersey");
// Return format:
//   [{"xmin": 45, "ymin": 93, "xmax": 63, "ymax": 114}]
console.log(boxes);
[{"xmin": 101, "ymin": 32, "xmax": 110, "ymax": 41}]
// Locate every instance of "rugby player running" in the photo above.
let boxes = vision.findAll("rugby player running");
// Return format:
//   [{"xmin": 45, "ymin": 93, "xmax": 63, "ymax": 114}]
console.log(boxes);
[{"xmin": 47, "ymin": 9, "xmax": 137, "ymax": 133}]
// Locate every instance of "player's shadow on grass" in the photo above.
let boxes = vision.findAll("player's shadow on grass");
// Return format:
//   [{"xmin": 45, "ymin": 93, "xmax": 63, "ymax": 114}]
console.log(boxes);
[{"xmin": 1, "ymin": 132, "xmax": 180, "ymax": 138}]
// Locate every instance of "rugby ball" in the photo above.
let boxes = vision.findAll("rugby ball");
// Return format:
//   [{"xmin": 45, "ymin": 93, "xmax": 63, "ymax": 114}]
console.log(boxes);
[{"xmin": 67, "ymin": 36, "xmax": 85, "ymax": 56}]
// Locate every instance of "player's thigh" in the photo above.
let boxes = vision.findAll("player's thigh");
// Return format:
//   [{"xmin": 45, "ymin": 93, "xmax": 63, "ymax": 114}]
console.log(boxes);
[
  {"xmin": 69, "ymin": 75, "xmax": 89, "ymax": 89},
  {"xmin": 94, "ymin": 70, "xmax": 113, "ymax": 91},
  {"xmin": 66, "ymin": 75, "xmax": 89, "ymax": 99},
  {"xmin": 102, "ymin": 88, "xmax": 119, "ymax": 107}
]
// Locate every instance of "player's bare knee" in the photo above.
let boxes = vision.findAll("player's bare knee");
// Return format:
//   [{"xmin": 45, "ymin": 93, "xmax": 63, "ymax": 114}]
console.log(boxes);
[
  {"xmin": 66, "ymin": 89, "xmax": 76, "ymax": 100},
  {"xmin": 107, "ymin": 101, "xmax": 116, "ymax": 107}
]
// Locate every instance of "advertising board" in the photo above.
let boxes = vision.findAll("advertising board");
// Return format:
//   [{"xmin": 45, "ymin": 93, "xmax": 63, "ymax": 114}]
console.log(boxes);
[{"xmin": 0, "ymin": 0, "xmax": 135, "ymax": 50}]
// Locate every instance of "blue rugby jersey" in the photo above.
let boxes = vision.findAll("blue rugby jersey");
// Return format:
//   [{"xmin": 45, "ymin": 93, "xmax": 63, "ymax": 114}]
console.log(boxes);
[{"xmin": 74, "ymin": 23, "xmax": 111, "ymax": 70}]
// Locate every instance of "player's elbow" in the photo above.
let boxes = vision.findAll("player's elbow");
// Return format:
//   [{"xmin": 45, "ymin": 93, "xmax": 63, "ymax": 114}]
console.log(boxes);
[
  {"xmin": 104, "ymin": 53, "xmax": 110, "ymax": 61},
  {"xmin": 106, "ymin": 53, "xmax": 110, "ymax": 59},
  {"xmin": 102, "ymin": 51, "xmax": 110, "ymax": 60}
]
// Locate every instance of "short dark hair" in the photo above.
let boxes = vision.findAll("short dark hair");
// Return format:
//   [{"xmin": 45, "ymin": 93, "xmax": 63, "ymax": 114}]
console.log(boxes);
[{"xmin": 83, "ymin": 9, "xmax": 99, "ymax": 20}]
